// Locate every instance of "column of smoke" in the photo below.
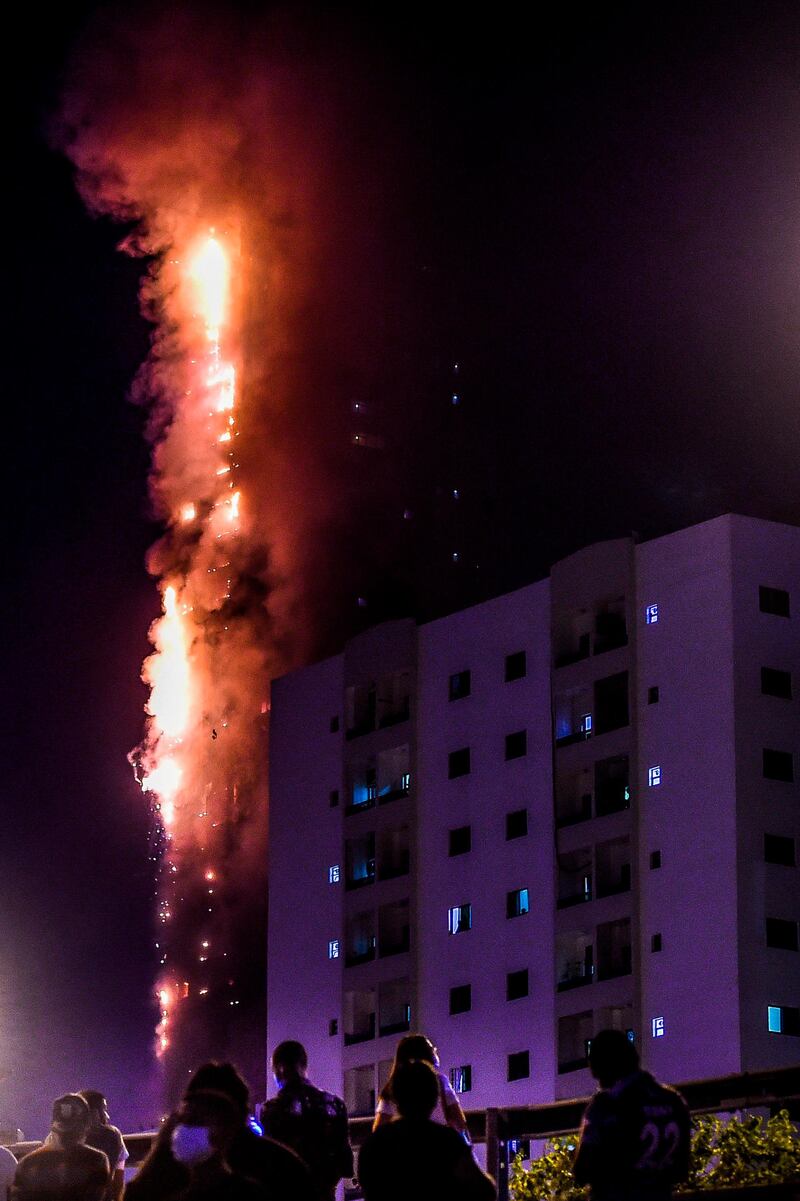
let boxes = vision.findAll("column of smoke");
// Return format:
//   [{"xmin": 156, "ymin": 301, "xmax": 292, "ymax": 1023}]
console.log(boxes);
[{"xmin": 56, "ymin": 3, "xmax": 400, "ymax": 1103}]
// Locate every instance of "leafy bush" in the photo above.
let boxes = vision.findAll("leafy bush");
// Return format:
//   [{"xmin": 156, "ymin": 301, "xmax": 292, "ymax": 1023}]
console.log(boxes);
[{"xmin": 509, "ymin": 1111, "xmax": 800, "ymax": 1200}]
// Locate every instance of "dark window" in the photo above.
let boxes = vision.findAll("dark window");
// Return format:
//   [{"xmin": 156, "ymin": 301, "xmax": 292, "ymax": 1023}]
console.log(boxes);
[
  {"xmin": 506, "ymin": 888, "xmax": 530, "ymax": 918},
  {"xmin": 651, "ymin": 933, "xmax": 662, "ymax": 953},
  {"xmin": 647, "ymin": 686, "xmax": 660, "ymax": 705},
  {"xmin": 449, "ymin": 670, "xmax": 471, "ymax": 701},
  {"xmin": 594, "ymin": 672, "xmax": 629, "ymax": 735},
  {"xmin": 505, "ymin": 651, "xmax": 527, "ymax": 682},
  {"xmin": 505, "ymin": 730, "xmax": 527, "ymax": 760},
  {"xmin": 763, "ymin": 749, "xmax": 794, "ymax": 782},
  {"xmin": 330, "ymin": 716, "xmax": 340, "ymax": 733},
  {"xmin": 449, "ymin": 984, "xmax": 472, "ymax": 1015},
  {"xmin": 760, "ymin": 585, "xmax": 790, "ymax": 617},
  {"xmin": 650, "ymin": 850, "xmax": 662, "ymax": 870},
  {"xmin": 448, "ymin": 747, "xmax": 471, "ymax": 779},
  {"xmin": 329, "ymin": 790, "xmax": 340, "ymax": 808},
  {"xmin": 506, "ymin": 969, "xmax": 529, "ymax": 1000},
  {"xmin": 761, "ymin": 667, "xmax": 793, "ymax": 699},
  {"xmin": 329, "ymin": 1019, "xmax": 338, "ymax": 1036},
  {"xmin": 595, "ymin": 755, "xmax": 630, "ymax": 817},
  {"xmin": 507, "ymin": 1051, "xmax": 530, "ymax": 1081},
  {"xmin": 765, "ymin": 833, "xmax": 796, "ymax": 867},
  {"xmin": 766, "ymin": 918, "xmax": 799, "ymax": 951},
  {"xmin": 506, "ymin": 809, "xmax": 528, "ymax": 840},
  {"xmin": 448, "ymin": 825, "xmax": 472, "ymax": 857}
]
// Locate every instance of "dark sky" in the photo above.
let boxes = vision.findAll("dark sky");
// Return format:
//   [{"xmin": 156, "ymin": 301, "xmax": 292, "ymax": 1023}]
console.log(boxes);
[{"xmin": 5, "ymin": 0, "xmax": 800, "ymax": 1135}]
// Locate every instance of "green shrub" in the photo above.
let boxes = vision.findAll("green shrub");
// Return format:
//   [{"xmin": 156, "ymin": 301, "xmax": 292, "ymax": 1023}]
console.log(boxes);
[{"xmin": 509, "ymin": 1110, "xmax": 800, "ymax": 1200}]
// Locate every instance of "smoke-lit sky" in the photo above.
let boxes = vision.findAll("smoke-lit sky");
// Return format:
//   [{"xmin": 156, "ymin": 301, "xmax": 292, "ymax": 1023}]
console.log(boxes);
[{"xmin": 4, "ymin": 0, "xmax": 799, "ymax": 1135}]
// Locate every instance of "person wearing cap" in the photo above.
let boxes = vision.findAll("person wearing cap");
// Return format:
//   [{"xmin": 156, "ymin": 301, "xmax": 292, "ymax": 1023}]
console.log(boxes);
[
  {"xmin": 573, "ymin": 1029, "xmax": 691, "ymax": 1201},
  {"xmin": 127, "ymin": 1062, "xmax": 313, "ymax": 1201},
  {"xmin": 79, "ymin": 1092, "xmax": 128, "ymax": 1201},
  {"xmin": 12, "ymin": 1094, "xmax": 110, "ymax": 1201}
]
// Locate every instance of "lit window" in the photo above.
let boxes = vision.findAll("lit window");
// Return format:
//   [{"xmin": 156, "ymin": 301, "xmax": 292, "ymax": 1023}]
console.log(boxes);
[
  {"xmin": 652, "ymin": 1016, "xmax": 665, "ymax": 1038},
  {"xmin": 645, "ymin": 604, "xmax": 659, "ymax": 624},
  {"xmin": 768, "ymin": 1006, "xmax": 782, "ymax": 1033},
  {"xmin": 328, "ymin": 939, "xmax": 340, "ymax": 960},
  {"xmin": 580, "ymin": 713, "xmax": 592, "ymax": 734},
  {"xmin": 328, "ymin": 865, "xmax": 340, "ymax": 884},
  {"xmin": 766, "ymin": 1004, "xmax": 800, "ymax": 1035},
  {"xmin": 448, "ymin": 904, "xmax": 472, "ymax": 934},
  {"xmin": 450, "ymin": 1064, "xmax": 472, "ymax": 1093},
  {"xmin": 648, "ymin": 765, "xmax": 661, "ymax": 787},
  {"xmin": 506, "ymin": 888, "xmax": 529, "ymax": 918}
]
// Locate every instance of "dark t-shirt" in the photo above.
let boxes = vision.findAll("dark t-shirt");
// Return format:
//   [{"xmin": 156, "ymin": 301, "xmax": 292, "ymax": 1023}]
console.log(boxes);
[
  {"xmin": 226, "ymin": 1127, "xmax": 314, "ymax": 1201},
  {"xmin": 259, "ymin": 1080, "xmax": 353, "ymax": 1200},
  {"xmin": 13, "ymin": 1144, "xmax": 110, "ymax": 1201},
  {"xmin": 86, "ymin": 1124, "xmax": 126, "ymax": 1172},
  {"xmin": 574, "ymin": 1070, "xmax": 691, "ymax": 1201},
  {"xmin": 358, "ymin": 1119, "xmax": 496, "ymax": 1201}
]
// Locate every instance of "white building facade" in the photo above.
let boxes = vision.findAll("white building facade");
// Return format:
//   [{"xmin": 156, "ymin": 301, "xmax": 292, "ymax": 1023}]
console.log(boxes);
[{"xmin": 266, "ymin": 514, "xmax": 799, "ymax": 1115}]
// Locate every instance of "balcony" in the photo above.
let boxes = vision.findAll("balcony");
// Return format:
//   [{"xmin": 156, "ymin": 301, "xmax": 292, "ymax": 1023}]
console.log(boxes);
[
  {"xmin": 555, "ymin": 633, "xmax": 591, "ymax": 669},
  {"xmin": 557, "ymin": 961, "xmax": 594, "ymax": 991},
  {"xmin": 378, "ymin": 696, "xmax": 410, "ymax": 729},
  {"xmin": 556, "ymin": 793, "xmax": 592, "ymax": 828},
  {"xmin": 344, "ymin": 1013, "xmax": 375, "ymax": 1046},
  {"xmin": 345, "ymin": 943, "xmax": 376, "ymax": 968}
]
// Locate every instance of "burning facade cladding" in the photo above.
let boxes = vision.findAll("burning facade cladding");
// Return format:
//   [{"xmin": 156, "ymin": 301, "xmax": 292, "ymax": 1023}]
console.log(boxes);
[{"xmin": 129, "ymin": 234, "xmax": 269, "ymax": 1101}]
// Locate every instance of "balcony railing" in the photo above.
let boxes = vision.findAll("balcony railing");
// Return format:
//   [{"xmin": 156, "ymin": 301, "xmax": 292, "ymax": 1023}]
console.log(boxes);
[
  {"xmin": 345, "ymin": 942, "xmax": 376, "ymax": 968},
  {"xmin": 344, "ymin": 1014, "xmax": 376, "ymax": 1046}
]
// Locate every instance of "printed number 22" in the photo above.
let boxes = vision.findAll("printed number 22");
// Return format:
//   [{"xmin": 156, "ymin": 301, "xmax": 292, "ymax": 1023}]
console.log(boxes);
[{"xmin": 635, "ymin": 1121, "xmax": 681, "ymax": 1171}]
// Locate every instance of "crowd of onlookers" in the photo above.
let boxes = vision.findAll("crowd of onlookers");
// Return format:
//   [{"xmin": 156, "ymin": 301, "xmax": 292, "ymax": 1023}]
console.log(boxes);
[{"xmin": 0, "ymin": 1028, "xmax": 690, "ymax": 1201}]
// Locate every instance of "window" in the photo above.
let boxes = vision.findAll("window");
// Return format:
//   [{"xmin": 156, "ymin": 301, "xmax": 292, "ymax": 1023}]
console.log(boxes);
[
  {"xmin": 759, "ymin": 585, "xmax": 790, "ymax": 617},
  {"xmin": 645, "ymin": 603, "xmax": 659, "ymax": 624},
  {"xmin": 505, "ymin": 730, "xmax": 527, "ymax": 760},
  {"xmin": 647, "ymin": 686, "xmax": 660, "ymax": 705},
  {"xmin": 449, "ymin": 984, "xmax": 472, "ymax": 1015},
  {"xmin": 448, "ymin": 825, "xmax": 471, "ymax": 857},
  {"xmin": 328, "ymin": 939, "xmax": 340, "ymax": 960},
  {"xmin": 764, "ymin": 833, "xmax": 796, "ymax": 867},
  {"xmin": 330, "ymin": 715, "xmax": 340, "ymax": 733},
  {"xmin": 329, "ymin": 1018, "xmax": 338, "ymax": 1036},
  {"xmin": 506, "ymin": 809, "xmax": 528, "ymax": 840},
  {"xmin": 379, "ymin": 900, "xmax": 410, "ymax": 957},
  {"xmin": 651, "ymin": 933, "xmax": 662, "ymax": 953},
  {"xmin": 558, "ymin": 1011, "xmax": 592, "ymax": 1074},
  {"xmin": 507, "ymin": 1050, "xmax": 530, "ymax": 1081},
  {"xmin": 505, "ymin": 651, "xmax": 527, "ymax": 682},
  {"xmin": 379, "ymin": 978, "xmax": 411, "ymax": 1037},
  {"xmin": 761, "ymin": 667, "xmax": 793, "ymax": 699},
  {"xmin": 581, "ymin": 713, "xmax": 593, "ymax": 734},
  {"xmin": 648, "ymin": 765, "xmax": 662, "ymax": 787},
  {"xmin": 449, "ymin": 669, "xmax": 471, "ymax": 701},
  {"xmin": 507, "ymin": 969, "xmax": 529, "ymax": 1001},
  {"xmin": 768, "ymin": 1005, "xmax": 800, "ymax": 1035},
  {"xmin": 345, "ymin": 834, "xmax": 376, "ymax": 889},
  {"xmin": 448, "ymin": 904, "xmax": 472, "ymax": 934},
  {"xmin": 594, "ymin": 671, "xmax": 629, "ymax": 735},
  {"xmin": 506, "ymin": 888, "xmax": 530, "ymax": 918},
  {"xmin": 595, "ymin": 755, "xmax": 630, "ymax": 817},
  {"xmin": 330, "ymin": 789, "xmax": 339, "ymax": 808},
  {"xmin": 448, "ymin": 747, "xmax": 471, "ymax": 778},
  {"xmin": 328, "ymin": 864, "xmax": 340, "ymax": 884},
  {"xmin": 650, "ymin": 850, "xmax": 662, "ymax": 870},
  {"xmin": 652, "ymin": 1016, "xmax": 665, "ymax": 1038},
  {"xmin": 449, "ymin": 1065, "xmax": 472, "ymax": 1093},
  {"xmin": 763, "ymin": 749, "xmax": 794, "ymax": 782},
  {"xmin": 597, "ymin": 917, "xmax": 632, "ymax": 981},
  {"xmin": 766, "ymin": 918, "xmax": 799, "ymax": 951}
]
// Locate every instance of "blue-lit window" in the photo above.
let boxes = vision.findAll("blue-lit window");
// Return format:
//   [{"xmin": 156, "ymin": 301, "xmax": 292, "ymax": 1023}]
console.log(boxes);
[
  {"xmin": 581, "ymin": 713, "xmax": 593, "ymax": 734},
  {"xmin": 448, "ymin": 904, "xmax": 472, "ymax": 934},
  {"xmin": 328, "ymin": 939, "xmax": 340, "ymax": 960},
  {"xmin": 652, "ymin": 1016, "xmax": 665, "ymax": 1038},
  {"xmin": 328, "ymin": 865, "xmax": 340, "ymax": 884},
  {"xmin": 648, "ymin": 765, "xmax": 661, "ymax": 787},
  {"xmin": 768, "ymin": 1005, "xmax": 800, "ymax": 1035},
  {"xmin": 645, "ymin": 604, "xmax": 659, "ymax": 625},
  {"xmin": 768, "ymin": 1006, "xmax": 782, "ymax": 1033},
  {"xmin": 506, "ymin": 888, "xmax": 529, "ymax": 918},
  {"xmin": 449, "ymin": 1064, "xmax": 472, "ymax": 1093}
]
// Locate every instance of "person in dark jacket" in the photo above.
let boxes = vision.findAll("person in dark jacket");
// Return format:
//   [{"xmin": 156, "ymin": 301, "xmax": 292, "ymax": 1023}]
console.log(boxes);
[
  {"xmin": 260, "ymin": 1041, "xmax": 353, "ymax": 1201},
  {"xmin": 358, "ymin": 1061, "xmax": 495, "ymax": 1201},
  {"xmin": 574, "ymin": 1029, "xmax": 691, "ymax": 1201},
  {"xmin": 12, "ymin": 1095, "xmax": 110, "ymax": 1201}
]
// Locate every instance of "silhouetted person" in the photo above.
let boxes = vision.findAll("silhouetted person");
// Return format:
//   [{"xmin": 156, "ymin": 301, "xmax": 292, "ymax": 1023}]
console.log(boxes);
[
  {"xmin": 79, "ymin": 1092, "xmax": 128, "ymax": 1201},
  {"xmin": 128, "ymin": 1061, "xmax": 312, "ymax": 1201},
  {"xmin": 574, "ymin": 1030, "xmax": 691, "ymax": 1201},
  {"xmin": 373, "ymin": 1034, "xmax": 466, "ymax": 1136},
  {"xmin": 0, "ymin": 1145, "xmax": 18, "ymax": 1201},
  {"xmin": 259, "ymin": 1040, "xmax": 353, "ymax": 1201},
  {"xmin": 12, "ymin": 1095, "xmax": 110, "ymax": 1201},
  {"xmin": 358, "ymin": 1061, "xmax": 495, "ymax": 1201}
]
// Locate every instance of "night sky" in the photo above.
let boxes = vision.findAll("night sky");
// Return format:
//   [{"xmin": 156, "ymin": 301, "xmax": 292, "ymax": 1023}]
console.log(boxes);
[{"xmin": 5, "ymin": 0, "xmax": 800, "ymax": 1135}]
